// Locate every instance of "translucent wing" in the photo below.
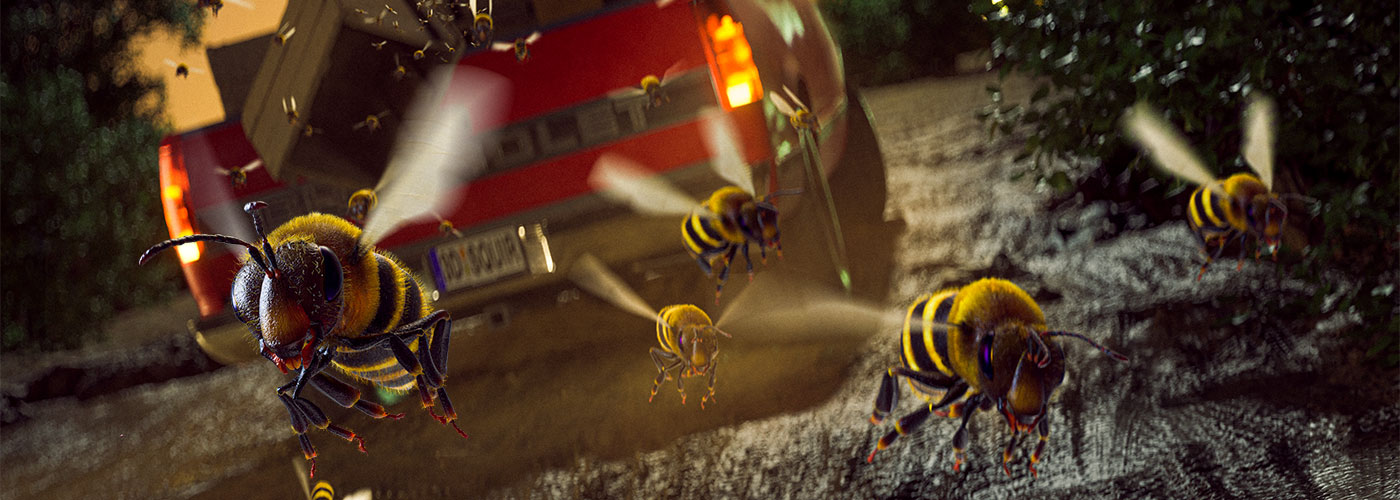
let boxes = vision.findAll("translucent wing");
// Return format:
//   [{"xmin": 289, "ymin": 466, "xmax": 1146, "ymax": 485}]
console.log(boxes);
[
  {"xmin": 360, "ymin": 66, "xmax": 511, "ymax": 245},
  {"xmin": 569, "ymin": 253, "xmax": 657, "ymax": 322},
  {"xmin": 608, "ymin": 86, "xmax": 646, "ymax": 99},
  {"xmin": 241, "ymin": 159, "xmax": 263, "ymax": 172},
  {"xmin": 469, "ymin": 0, "xmax": 477, "ymax": 13},
  {"xmin": 490, "ymin": 41, "xmax": 513, "ymax": 51},
  {"xmin": 768, "ymin": 90, "xmax": 797, "ymax": 116},
  {"xmin": 782, "ymin": 85, "xmax": 806, "ymax": 112},
  {"xmin": 699, "ymin": 108, "xmax": 755, "ymax": 195},
  {"xmin": 1241, "ymin": 94, "xmax": 1277, "ymax": 189},
  {"xmin": 659, "ymin": 61, "xmax": 686, "ymax": 84},
  {"xmin": 225, "ymin": 0, "xmax": 255, "ymax": 9},
  {"xmin": 342, "ymin": 489, "xmax": 373, "ymax": 500},
  {"xmin": 1122, "ymin": 102, "xmax": 1222, "ymax": 192},
  {"xmin": 164, "ymin": 59, "xmax": 179, "ymax": 68},
  {"xmin": 588, "ymin": 153, "xmax": 698, "ymax": 216},
  {"xmin": 524, "ymin": 31, "xmax": 542, "ymax": 44}
]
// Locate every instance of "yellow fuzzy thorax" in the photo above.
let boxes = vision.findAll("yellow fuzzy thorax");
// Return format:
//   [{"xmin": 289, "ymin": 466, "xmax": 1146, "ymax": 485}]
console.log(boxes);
[
  {"xmin": 946, "ymin": 279, "xmax": 1046, "ymax": 380},
  {"xmin": 1220, "ymin": 173, "xmax": 1270, "ymax": 229}
]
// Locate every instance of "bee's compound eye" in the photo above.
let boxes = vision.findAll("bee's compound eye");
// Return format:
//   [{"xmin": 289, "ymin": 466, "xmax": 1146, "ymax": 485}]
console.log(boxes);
[
  {"xmin": 978, "ymin": 334, "xmax": 996, "ymax": 381},
  {"xmin": 319, "ymin": 246, "xmax": 343, "ymax": 301}
]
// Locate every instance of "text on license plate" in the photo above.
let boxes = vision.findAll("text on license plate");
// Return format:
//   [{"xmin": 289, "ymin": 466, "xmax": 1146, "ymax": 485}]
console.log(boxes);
[{"xmin": 429, "ymin": 227, "xmax": 527, "ymax": 292}]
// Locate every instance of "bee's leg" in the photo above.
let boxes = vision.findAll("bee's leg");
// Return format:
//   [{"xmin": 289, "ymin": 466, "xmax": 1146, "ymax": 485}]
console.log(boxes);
[
  {"xmin": 869, "ymin": 369, "xmax": 900, "ymax": 425},
  {"xmin": 741, "ymin": 242, "xmax": 754, "ymax": 281},
  {"xmin": 430, "ymin": 385, "xmax": 468, "ymax": 439},
  {"xmin": 950, "ymin": 393, "xmax": 984, "ymax": 472},
  {"xmin": 1000, "ymin": 429, "xmax": 1021, "ymax": 476},
  {"xmin": 866, "ymin": 406, "xmax": 932, "ymax": 463},
  {"xmin": 714, "ymin": 245, "xmax": 739, "ymax": 304},
  {"xmin": 693, "ymin": 252, "xmax": 714, "ymax": 277},
  {"xmin": 279, "ymin": 392, "xmax": 368, "ymax": 479},
  {"xmin": 1028, "ymin": 414, "xmax": 1049, "ymax": 477},
  {"xmin": 649, "ymin": 348, "xmax": 682, "ymax": 403},
  {"xmin": 1234, "ymin": 232, "xmax": 1249, "ymax": 270},
  {"xmin": 1197, "ymin": 232, "xmax": 1230, "ymax": 281},
  {"xmin": 311, "ymin": 373, "xmax": 405, "ymax": 420},
  {"xmin": 700, "ymin": 359, "xmax": 719, "ymax": 410}
]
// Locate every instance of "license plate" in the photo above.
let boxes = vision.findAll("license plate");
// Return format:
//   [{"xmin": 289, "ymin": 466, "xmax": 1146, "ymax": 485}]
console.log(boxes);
[{"xmin": 429, "ymin": 226, "xmax": 527, "ymax": 292}]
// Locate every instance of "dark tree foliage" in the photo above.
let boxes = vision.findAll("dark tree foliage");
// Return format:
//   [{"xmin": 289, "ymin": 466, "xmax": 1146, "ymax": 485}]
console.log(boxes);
[
  {"xmin": 819, "ymin": 0, "xmax": 991, "ymax": 85},
  {"xmin": 2, "ymin": 0, "xmax": 205, "ymax": 351},
  {"xmin": 974, "ymin": 0, "xmax": 1399, "ymax": 364}
]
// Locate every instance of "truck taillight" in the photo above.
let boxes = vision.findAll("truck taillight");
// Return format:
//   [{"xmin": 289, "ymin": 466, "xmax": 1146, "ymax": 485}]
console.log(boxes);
[
  {"xmin": 704, "ymin": 14, "xmax": 761, "ymax": 109},
  {"xmin": 158, "ymin": 143, "xmax": 201, "ymax": 264}
]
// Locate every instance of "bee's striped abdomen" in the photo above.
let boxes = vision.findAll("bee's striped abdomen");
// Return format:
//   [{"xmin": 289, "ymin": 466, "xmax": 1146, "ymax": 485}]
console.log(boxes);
[
  {"xmin": 332, "ymin": 252, "xmax": 433, "ymax": 392},
  {"xmin": 656, "ymin": 305, "xmax": 683, "ymax": 355},
  {"xmin": 901, "ymin": 291, "xmax": 957, "ymax": 395},
  {"xmin": 1189, "ymin": 186, "xmax": 1233, "ymax": 232},
  {"xmin": 681, "ymin": 214, "xmax": 729, "ymax": 259}
]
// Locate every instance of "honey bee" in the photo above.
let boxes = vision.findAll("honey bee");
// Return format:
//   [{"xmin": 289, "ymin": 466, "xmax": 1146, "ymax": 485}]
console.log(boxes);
[
  {"xmin": 1122, "ymin": 95, "xmax": 1288, "ymax": 280},
  {"xmin": 353, "ymin": 111, "xmax": 391, "ymax": 133},
  {"xmin": 611, "ymin": 62, "xmax": 684, "ymax": 109},
  {"xmin": 362, "ymin": 8, "xmax": 388, "ymax": 26},
  {"xmin": 413, "ymin": 41, "xmax": 431, "ymax": 61},
  {"xmin": 588, "ymin": 108, "xmax": 798, "ymax": 302},
  {"xmin": 347, "ymin": 188, "xmax": 377, "ymax": 223},
  {"xmin": 276, "ymin": 23, "xmax": 297, "ymax": 45},
  {"xmin": 490, "ymin": 31, "xmax": 541, "ymax": 63},
  {"xmin": 866, "ymin": 278, "xmax": 1128, "ymax": 476},
  {"xmin": 294, "ymin": 459, "xmax": 372, "ymax": 500},
  {"xmin": 217, "ymin": 159, "xmax": 264, "ymax": 189},
  {"xmin": 139, "ymin": 67, "xmax": 508, "ymax": 479},
  {"xmin": 769, "ymin": 85, "xmax": 818, "ymax": 134},
  {"xmin": 198, "ymin": 0, "xmax": 253, "ymax": 17},
  {"xmin": 569, "ymin": 254, "xmax": 731, "ymax": 408},
  {"xmin": 164, "ymin": 59, "xmax": 206, "ymax": 79},
  {"xmin": 392, "ymin": 54, "xmax": 407, "ymax": 81},
  {"xmin": 370, "ymin": 40, "xmax": 388, "ymax": 51},
  {"xmin": 283, "ymin": 96, "xmax": 301, "ymax": 125},
  {"xmin": 465, "ymin": 0, "xmax": 493, "ymax": 47}
]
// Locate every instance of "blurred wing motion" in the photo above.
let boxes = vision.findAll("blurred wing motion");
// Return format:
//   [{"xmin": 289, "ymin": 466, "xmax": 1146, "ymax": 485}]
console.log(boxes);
[
  {"xmin": 588, "ymin": 153, "xmax": 698, "ymax": 216},
  {"xmin": 1241, "ymin": 94, "xmax": 1277, "ymax": 189},
  {"xmin": 360, "ymin": 66, "xmax": 510, "ymax": 245},
  {"xmin": 490, "ymin": 41, "xmax": 513, "ymax": 51},
  {"xmin": 569, "ymin": 253, "xmax": 657, "ymax": 322},
  {"xmin": 225, "ymin": 0, "xmax": 255, "ymax": 9},
  {"xmin": 659, "ymin": 60, "xmax": 685, "ymax": 84},
  {"xmin": 699, "ymin": 107, "xmax": 755, "ymax": 195},
  {"xmin": 1122, "ymin": 102, "xmax": 1223, "ymax": 194},
  {"xmin": 769, "ymin": 86, "xmax": 805, "ymax": 116},
  {"xmin": 715, "ymin": 278, "xmax": 902, "ymax": 340},
  {"xmin": 524, "ymin": 31, "xmax": 542, "ymax": 44},
  {"xmin": 240, "ymin": 159, "xmax": 263, "ymax": 173}
]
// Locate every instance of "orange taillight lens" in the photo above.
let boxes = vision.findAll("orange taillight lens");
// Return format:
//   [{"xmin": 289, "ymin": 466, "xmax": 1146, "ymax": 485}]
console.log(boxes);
[
  {"xmin": 705, "ymin": 14, "xmax": 762, "ymax": 109},
  {"xmin": 158, "ymin": 143, "xmax": 201, "ymax": 264}
]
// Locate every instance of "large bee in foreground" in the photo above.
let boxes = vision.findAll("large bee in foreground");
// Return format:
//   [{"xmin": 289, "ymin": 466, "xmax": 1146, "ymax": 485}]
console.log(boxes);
[
  {"xmin": 588, "ymin": 108, "xmax": 797, "ymax": 302},
  {"xmin": 139, "ymin": 67, "xmax": 507, "ymax": 479},
  {"xmin": 569, "ymin": 254, "xmax": 732, "ymax": 408},
  {"xmin": 1122, "ymin": 94, "xmax": 1289, "ymax": 280},
  {"xmin": 866, "ymin": 278, "xmax": 1128, "ymax": 476}
]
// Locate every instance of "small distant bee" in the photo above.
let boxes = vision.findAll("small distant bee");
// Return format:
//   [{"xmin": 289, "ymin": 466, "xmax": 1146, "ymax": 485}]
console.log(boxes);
[
  {"xmin": 303, "ymin": 124, "xmax": 323, "ymax": 137},
  {"xmin": 569, "ymin": 254, "xmax": 732, "ymax": 408},
  {"xmin": 866, "ymin": 278, "xmax": 1128, "ymax": 475},
  {"xmin": 1122, "ymin": 95, "xmax": 1289, "ymax": 280},
  {"xmin": 436, "ymin": 216, "xmax": 462, "ymax": 238},
  {"xmin": 276, "ymin": 23, "xmax": 297, "ymax": 45},
  {"xmin": 283, "ymin": 96, "xmax": 301, "ymax": 125},
  {"xmin": 370, "ymin": 40, "xmax": 388, "ymax": 51},
  {"xmin": 218, "ymin": 159, "xmax": 264, "ymax": 189},
  {"xmin": 769, "ymin": 85, "xmax": 818, "ymax": 134},
  {"xmin": 611, "ymin": 62, "xmax": 685, "ymax": 109},
  {"xmin": 164, "ymin": 59, "xmax": 206, "ymax": 79},
  {"xmin": 464, "ymin": 0, "xmax": 494, "ymax": 46},
  {"xmin": 198, "ymin": 0, "xmax": 253, "ymax": 17},
  {"xmin": 413, "ymin": 40, "xmax": 431, "ymax": 61},
  {"xmin": 392, "ymin": 54, "xmax": 408, "ymax": 81},
  {"xmin": 347, "ymin": 188, "xmax": 377, "ymax": 223},
  {"xmin": 362, "ymin": 8, "xmax": 388, "ymax": 26},
  {"xmin": 140, "ymin": 67, "xmax": 505, "ymax": 479},
  {"xmin": 353, "ymin": 111, "xmax": 391, "ymax": 133},
  {"xmin": 490, "ymin": 32, "xmax": 541, "ymax": 63},
  {"xmin": 589, "ymin": 109, "xmax": 798, "ymax": 302}
]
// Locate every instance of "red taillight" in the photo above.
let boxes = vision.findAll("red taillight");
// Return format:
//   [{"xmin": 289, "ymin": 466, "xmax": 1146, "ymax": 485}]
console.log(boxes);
[
  {"xmin": 703, "ymin": 14, "xmax": 762, "ymax": 110},
  {"xmin": 158, "ymin": 143, "xmax": 201, "ymax": 264}
]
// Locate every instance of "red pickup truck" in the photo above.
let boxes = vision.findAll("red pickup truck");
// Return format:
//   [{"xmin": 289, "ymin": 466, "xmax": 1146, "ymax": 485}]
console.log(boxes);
[{"xmin": 155, "ymin": 0, "xmax": 893, "ymax": 364}]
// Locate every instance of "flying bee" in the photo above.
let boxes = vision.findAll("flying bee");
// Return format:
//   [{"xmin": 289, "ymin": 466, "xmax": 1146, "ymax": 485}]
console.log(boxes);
[
  {"xmin": 611, "ymin": 62, "xmax": 685, "ymax": 109},
  {"xmin": 164, "ymin": 59, "xmax": 206, "ymax": 79},
  {"xmin": 865, "ymin": 278, "xmax": 1128, "ymax": 476},
  {"xmin": 465, "ymin": 0, "xmax": 494, "ymax": 47},
  {"xmin": 218, "ymin": 159, "xmax": 264, "ymax": 189},
  {"xmin": 769, "ymin": 85, "xmax": 818, "ymax": 134},
  {"xmin": 588, "ymin": 109, "xmax": 799, "ymax": 303},
  {"xmin": 370, "ymin": 40, "xmax": 388, "ymax": 50},
  {"xmin": 283, "ymin": 96, "xmax": 301, "ymax": 125},
  {"xmin": 392, "ymin": 54, "xmax": 407, "ymax": 81},
  {"xmin": 198, "ymin": 0, "xmax": 253, "ymax": 17},
  {"xmin": 490, "ymin": 31, "xmax": 541, "ymax": 63},
  {"xmin": 353, "ymin": 111, "xmax": 391, "ymax": 133},
  {"xmin": 347, "ymin": 188, "xmax": 377, "ymax": 223},
  {"xmin": 413, "ymin": 41, "xmax": 431, "ymax": 61},
  {"xmin": 1122, "ymin": 95, "xmax": 1290, "ymax": 280},
  {"xmin": 276, "ymin": 23, "xmax": 297, "ymax": 45},
  {"xmin": 139, "ymin": 67, "xmax": 508, "ymax": 479},
  {"xmin": 363, "ymin": 8, "xmax": 388, "ymax": 26},
  {"xmin": 569, "ymin": 254, "xmax": 732, "ymax": 408}
]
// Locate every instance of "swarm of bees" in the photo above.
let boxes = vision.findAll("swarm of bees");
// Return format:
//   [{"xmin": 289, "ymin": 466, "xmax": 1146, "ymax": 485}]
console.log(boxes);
[
  {"xmin": 140, "ymin": 67, "xmax": 508, "ymax": 478},
  {"xmin": 1122, "ymin": 94, "xmax": 1290, "ymax": 280},
  {"xmin": 589, "ymin": 108, "xmax": 797, "ymax": 303},
  {"xmin": 865, "ymin": 278, "xmax": 1128, "ymax": 475}
]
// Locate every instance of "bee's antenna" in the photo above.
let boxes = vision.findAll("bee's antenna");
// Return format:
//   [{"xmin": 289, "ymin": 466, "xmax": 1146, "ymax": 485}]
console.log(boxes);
[
  {"xmin": 245, "ymin": 201, "xmax": 282, "ymax": 277},
  {"xmin": 1042, "ymin": 331, "xmax": 1128, "ymax": 361},
  {"xmin": 138, "ymin": 234, "xmax": 268, "ymax": 271},
  {"xmin": 761, "ymin": 188, "xmax": 804, "ymax": 202}
]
